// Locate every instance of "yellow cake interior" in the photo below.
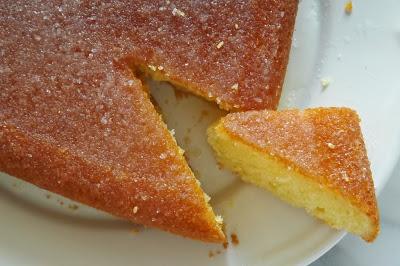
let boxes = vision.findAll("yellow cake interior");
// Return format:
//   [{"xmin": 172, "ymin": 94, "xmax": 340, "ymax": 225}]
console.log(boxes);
[{"xmin": 208, "ymin": 123, "xmax": 376, "ymax": 241}]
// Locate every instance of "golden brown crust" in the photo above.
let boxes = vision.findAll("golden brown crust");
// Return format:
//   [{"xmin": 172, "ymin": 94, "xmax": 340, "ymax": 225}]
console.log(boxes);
[
  {"xmin": 131, "ymin": 0, "xmax": 299, "ymax": 111},
  {"xmin": 0, "ymin": 1, "xmax": 226, "ymax": 242},
  {"xmin": 123, "ymin": 0, "xmax": 298, "ymax": 110},
  {"xmin": 0, "ymin": 102, "xmax": 225, "ymax": 242},
  {"xmin": 219, "ymin": 108, "xmax": 379, "ymax": 241},
  {"xmin": 0, "ymin": 124, "xmax": 226, "ymax": 242}
]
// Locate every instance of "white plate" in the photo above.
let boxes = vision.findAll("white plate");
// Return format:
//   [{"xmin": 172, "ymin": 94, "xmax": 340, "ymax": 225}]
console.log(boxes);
[{"xmin": 1, "ymin": 0, "xmax": 400, "ymax": 265}]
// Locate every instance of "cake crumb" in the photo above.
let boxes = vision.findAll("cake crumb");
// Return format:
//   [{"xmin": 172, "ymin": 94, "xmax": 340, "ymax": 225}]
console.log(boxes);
[
  {"xmin": 327, "ymin": 142, "xmax": 336, "ymax": 149},
  {"xmin": 231, "ymin": 233, "xmax": 239, "ymax": 246},
  {"xmin": 157, "ymin": 65, "xmax": 164, "ymax": 71},
  {"xmin": 131, "ymin": 227, "xmax": 141, "ymax": 234},
  {"xmin": 320, "ymin": 78, "xmax": 331, "ymax": 89},
  {"xmin": 216, "ymin": 41, "xmax": 224, "ymax": 49},
  {"xmin": 345, "ymin": 1, "xmax": 353, "ymax": 15},
  {"xmin": 148, "ymin": 65, "xmax": 157, "ymax": 71},
  {"xmin": 204, "ymin": 193, "xmax": 211, "ymax": 202},
  {"xmin": 208, "ymin": 249, "xmax": 223, "ymax": 258},
  {"xmin": 172, "ymin": 7, "xmax": 185, "ymax": 17},
  {"xmin": 231, "ymin": 83, "xmax": 239, "ymax": 91},
  {"xmin": 223, "ymin": 242, "xmax": 229, "ymax": 249},
  {"xmin": 133, "ymin": 206, "xmax": 139, "ymax": 214},
  {"xmin": 68, "ymin": 204, "xmax": 79, "ymax": 211},
  {"xmin": 45, "ymin": 194, "xmax": 51, "ymax": 199}
]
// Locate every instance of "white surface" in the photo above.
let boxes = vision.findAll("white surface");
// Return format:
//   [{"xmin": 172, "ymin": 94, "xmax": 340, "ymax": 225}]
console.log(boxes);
[{"xmin": 1, "ymin": 0, "xmax": 400, "ymax": 265}]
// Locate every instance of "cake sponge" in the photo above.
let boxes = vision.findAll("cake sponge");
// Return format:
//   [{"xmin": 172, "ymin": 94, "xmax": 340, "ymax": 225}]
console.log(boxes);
[{"xmin": 208, "ymin": 108, "xmax": 379, "ymax": 242}]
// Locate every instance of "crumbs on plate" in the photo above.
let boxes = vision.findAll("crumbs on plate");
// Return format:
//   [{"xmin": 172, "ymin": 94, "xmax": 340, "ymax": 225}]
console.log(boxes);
[
  {"xmin": 231, "ymin": 233, "xmax": 240, "ymax": 246},
  {"xmin": 320, "ymin": 78, "xmax": 331, "ymax": 90},
  {"xmin": 68, "ymin": 204, "xmax": 79, "ymax": 211},
  {"xmin": 345, "ymin": 1, "xmax": 353, "ymax": 15},
  {"xmin": 208, "ymin": 232, "xmax": 240, "ymax": 258}
]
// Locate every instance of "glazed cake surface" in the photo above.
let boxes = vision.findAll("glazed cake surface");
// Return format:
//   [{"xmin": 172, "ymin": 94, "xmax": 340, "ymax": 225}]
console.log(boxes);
[
  {"xmin": 0, "ymin": 0, "xmax": 298, "ymax": 111},
  {"xmin": 0, "ymin": 0, "xmax": 234, "ymax": 242}
]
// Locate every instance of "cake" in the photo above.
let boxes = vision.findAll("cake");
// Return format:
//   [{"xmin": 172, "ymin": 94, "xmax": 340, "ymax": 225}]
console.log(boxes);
[
  {"xmin": 208, "ymin": 108, "xmax": 379, "ymax": 242},
  {"xmin": 0, "ymin": 0, "xmax": 237, "ymax": 242},
  {"xmin": 0, "ymin": 0, "xmax": 300, "ymax": 242}
]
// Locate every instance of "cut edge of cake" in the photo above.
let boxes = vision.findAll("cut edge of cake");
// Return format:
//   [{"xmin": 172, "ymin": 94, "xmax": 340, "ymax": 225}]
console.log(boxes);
[
  {"xmin": 137, "ymin": 76, "xmax": 226, "ymax": 242},
  {"xmin": 207, "ymin": 110, "xmax": 379, "ymax": 242},
  {"xmin": 149, "ymin": 96, "xmax": 226, "ymax": 242},
  {"xmin": 131, "ymin": 63, "xmax": 235, "ymax": 111}
]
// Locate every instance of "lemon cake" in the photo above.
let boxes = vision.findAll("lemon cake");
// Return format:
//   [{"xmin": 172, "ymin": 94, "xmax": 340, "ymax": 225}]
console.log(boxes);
[
  {"xmin": 208, "ymin": 108, "xmax": 379, "ymax": 241},
  {"xmin": 0, "ymin": 0, "xmax": 230, "ymax": 243}
]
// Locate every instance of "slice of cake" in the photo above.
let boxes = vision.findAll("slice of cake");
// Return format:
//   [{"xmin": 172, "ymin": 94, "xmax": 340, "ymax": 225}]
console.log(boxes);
[
  {"xmin": 0, "ymin": 1, "xmax": 225, "ymax": 242},
  {"xmin": 208, "ymin": 108, "xmax": 379, "ymax": 241},
  {"xmin": 0, "ymin": 77, "xmax": 225, "ymax": 243}
]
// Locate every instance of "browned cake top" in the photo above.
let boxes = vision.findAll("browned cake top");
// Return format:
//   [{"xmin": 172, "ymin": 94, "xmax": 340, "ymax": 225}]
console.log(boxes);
[
  {"xmin": 220, "ymin": 108, "xmax": 378, "ymax": 220},
  {"xmin": 1, "ymin": 0, "xmax": 298, "ymax": 111},
  {"xmin": 0, "ymin": 0, "xmax": 226, "ymax": 242},
  {"xmin": 128, "ymin": 0, "xmax": 298, "ymax": 110}
]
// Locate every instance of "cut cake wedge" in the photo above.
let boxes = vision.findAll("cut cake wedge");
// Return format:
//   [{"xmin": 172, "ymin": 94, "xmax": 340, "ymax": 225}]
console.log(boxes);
[
  {"xmin": 208, "ymin": 108, "xmax": 379, "ymax": 242},
  {"xmin": 0, "ymin": 0, "xmax": 227, "ymax": 242}
]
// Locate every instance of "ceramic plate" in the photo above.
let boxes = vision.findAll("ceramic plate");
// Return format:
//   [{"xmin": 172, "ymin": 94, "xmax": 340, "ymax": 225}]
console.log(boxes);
[{"xmin": 1, "ymin": 0, "xmax": 400, "ymax": 265}]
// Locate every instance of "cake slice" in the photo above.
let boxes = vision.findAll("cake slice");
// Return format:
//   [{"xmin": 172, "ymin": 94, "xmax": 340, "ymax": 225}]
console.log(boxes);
[
  {"xmin": 208, "ymin": 108, "xmax": 379, "ymax": 241},
  {"xmin": 0, "ymin": 1, "xmax": 224, "ymax": 242},
  {"xmin": 0, "ymin": 75, "xmax": 225, "ymax": 242}
]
